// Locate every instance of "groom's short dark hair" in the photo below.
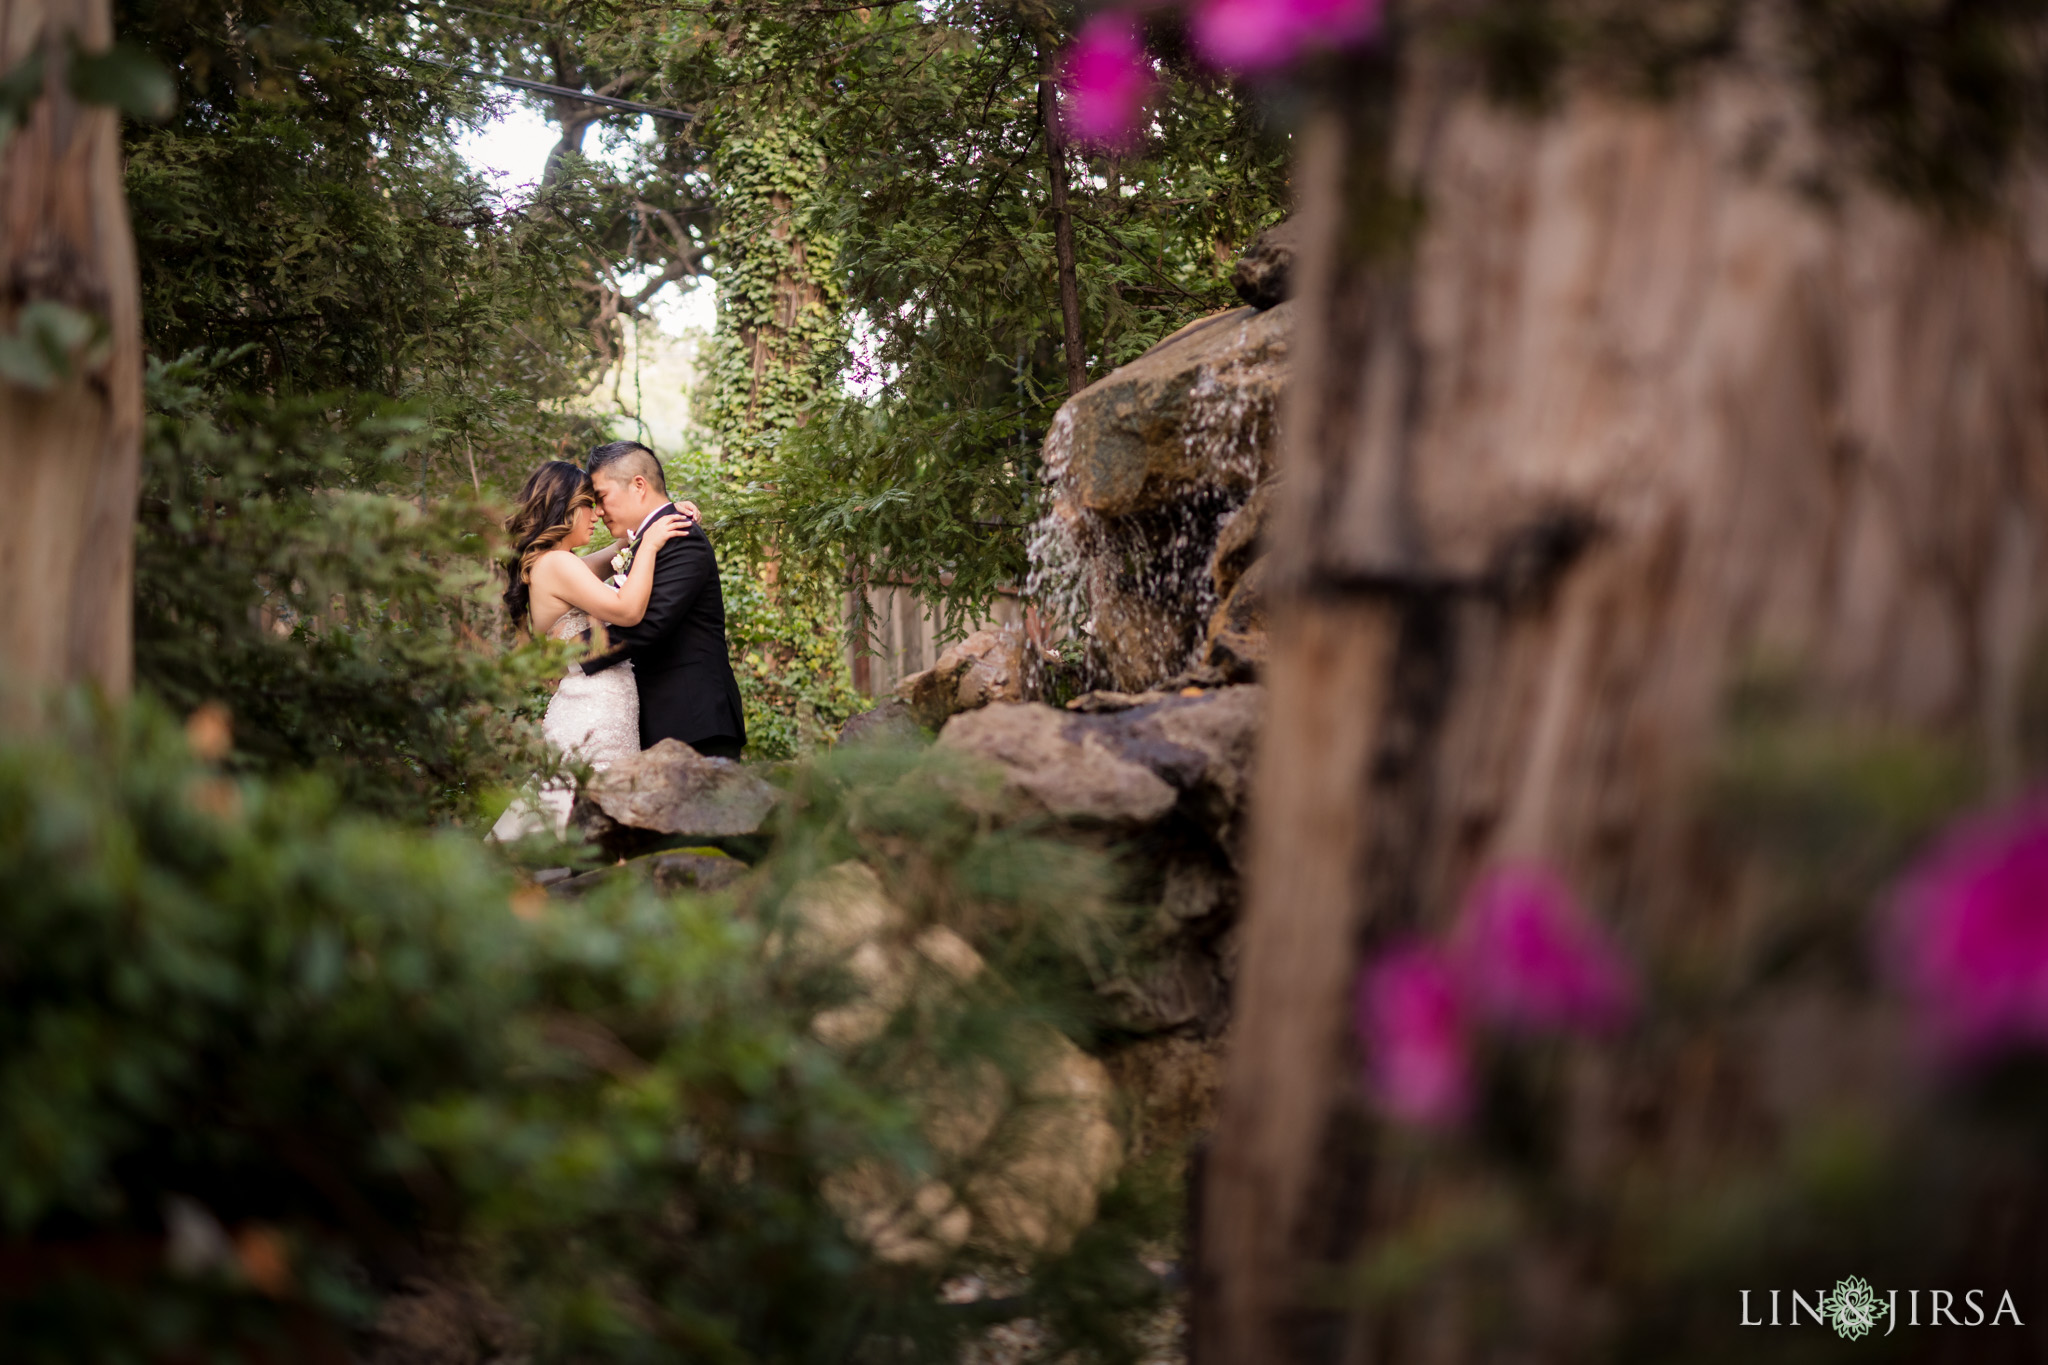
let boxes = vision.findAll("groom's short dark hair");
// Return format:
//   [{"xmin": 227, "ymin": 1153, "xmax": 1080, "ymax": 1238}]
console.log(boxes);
[{"xmin": 587, "ymin": 440, "xmax": 667, "ymax": 495}]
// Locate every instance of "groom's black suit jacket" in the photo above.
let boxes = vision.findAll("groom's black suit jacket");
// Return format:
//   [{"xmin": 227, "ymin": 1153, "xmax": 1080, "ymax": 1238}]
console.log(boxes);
[{"xmin": 581, "ymin": 504, "xmax": 747, "ymax": 753}]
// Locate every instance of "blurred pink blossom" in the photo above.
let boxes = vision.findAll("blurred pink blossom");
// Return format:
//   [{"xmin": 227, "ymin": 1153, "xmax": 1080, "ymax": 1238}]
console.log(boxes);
[
  {"xmin": 1190, "ymin": 0, "xmax": 1385, "ymax": 73},
  {"xmin": 1451, "ymin": 864, "xmax": 1637, "ymax": 1035},
  {"xmin": 1358, "ymin": 944, "xmax": 1471, "ymax": 1126},
  {"xmin": 1888, "ymin": 801, "xmax": 2048, "ymax": 1061},
  {"xmin": 1062, "ymin": 13, "xmax": 1155, "ymax": 147}
]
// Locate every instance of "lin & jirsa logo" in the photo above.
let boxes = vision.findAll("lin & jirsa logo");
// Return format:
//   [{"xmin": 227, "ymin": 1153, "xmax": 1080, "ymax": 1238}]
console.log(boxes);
[{"xmin": 1741, "ymin": 1277, "xmax": 2024, "ymax": 1338}]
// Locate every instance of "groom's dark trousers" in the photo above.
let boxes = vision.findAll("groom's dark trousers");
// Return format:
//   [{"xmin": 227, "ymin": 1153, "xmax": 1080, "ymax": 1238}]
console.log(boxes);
[{"xmin": 581, "ymin": 504, "xmax": 747, "ymax": 757}]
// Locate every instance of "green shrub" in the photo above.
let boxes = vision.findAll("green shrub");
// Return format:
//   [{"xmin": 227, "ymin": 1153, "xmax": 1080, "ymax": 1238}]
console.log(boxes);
[
  {"xmin": 0, "ymin": 698, "xmax": 1170, "ymax": 1362},
  {"xmin": 135, "ymin": 352, "xmax": 566, "ymax": 825}
]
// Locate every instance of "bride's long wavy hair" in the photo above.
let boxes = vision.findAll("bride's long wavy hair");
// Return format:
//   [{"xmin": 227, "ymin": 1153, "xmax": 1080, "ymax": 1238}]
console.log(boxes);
[{"xmin": 503, "ymin": 460, "xmax": 597, "ymax": 629}]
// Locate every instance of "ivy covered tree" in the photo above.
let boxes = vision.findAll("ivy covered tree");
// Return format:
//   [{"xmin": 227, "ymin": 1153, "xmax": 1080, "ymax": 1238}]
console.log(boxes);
[{"xmin": 696, "ymin": 43, "xmax": 864, "ymax": 755}]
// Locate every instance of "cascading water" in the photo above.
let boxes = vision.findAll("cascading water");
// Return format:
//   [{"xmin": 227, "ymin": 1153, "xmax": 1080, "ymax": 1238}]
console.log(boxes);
[
  {"xmin": 1024, "ymin": 406, "xmax": 1086, "ymax": 640},
  {"xmin": 1025, "ymin": 306, "xmax": 1289, "ymax": 694}
]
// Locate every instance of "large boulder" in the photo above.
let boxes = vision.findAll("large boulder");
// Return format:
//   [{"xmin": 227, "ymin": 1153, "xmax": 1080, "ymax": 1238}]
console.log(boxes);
[
  {"xmin": 936, "ymin": 703, "xmax": 1178, "ymax": 827},
  {"xmin": 1100, "ymin": 950, "xmax": 1229, "ymax": 1035},
  {"xmin": 1030, "ymin": 301, "xmax": 1290, "ymax": 691},
  {"xmin": 894, "ymin": 626, "xmax": 1027, "ymax": 729},
  {"xmin": 939, "ymin": 687, "xmax": 1265, "ymax": 846},
  {"xmin": 1208, "ymin": 476, "xmax": 1275, "ymax": 606},
  {"xmin": 777, "ymin": 863, "xmax": 1124, "ymax": 1262},
  {"xmin": 836, "ymin": 698, "xmax": 924, "ymax": 747},
  {"xmin": 1103, "ymin": 1034, "xmax": 1225, "ymax": 1162},
  {"xmin": 937, "ymin": 689, "xmax": 1264, "ymax": 1040},
  {"xmin": 1106, "ymin": 684, "xmax": 1264, "ymax": 849},
  {"xmin": 572, "ymin": 739, "xmax": 780, "ymax": 855},
  {"xmin": 1053, "ymin": 305, "xmax": 1288, "ymax": 521}
]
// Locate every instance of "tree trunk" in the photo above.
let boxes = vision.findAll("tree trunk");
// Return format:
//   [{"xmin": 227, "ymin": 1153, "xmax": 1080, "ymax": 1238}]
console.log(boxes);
[
  {"xmin": 706, "ymin": 119, "xmax": 840, "ymax": 454},
  {"xmin": 1039, "ymin": 75, "xmax": 1088, "ymax": 399},
  {"xmin": 1198, "ymin": 45, "xmax": 2048, "ymax": 1365},
  {"xmin": 0, "ymin": 0, "xmax": 143, "ymax": 723}
]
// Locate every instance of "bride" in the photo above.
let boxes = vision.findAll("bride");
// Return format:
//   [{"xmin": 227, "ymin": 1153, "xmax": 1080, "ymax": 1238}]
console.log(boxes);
[{"xmin": 489, "ymin": 459, "xmax": 690, "ymax": 841}]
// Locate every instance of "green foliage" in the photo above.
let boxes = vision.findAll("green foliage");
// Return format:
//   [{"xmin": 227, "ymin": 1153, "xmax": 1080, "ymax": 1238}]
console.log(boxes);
[
  {"xmin": 0, "ymin": 696, "xmax": 538, "ymax": 1355},
  {"xmin": 704, "ymin": 3, "xmax": 1291, "ymax": 637},
  {"xmin": 121, "ymin": 0, "xmax": 607, "ymax": 482},
  {"xmin": 117, "ymin": 1, "xmax": 637, "ymax": 817},
  {"xmin": 721, "ymin": 558, "xmax": 870, "ymax": 760},
  {"xmin": 563, "ymin": 2, "xmax": 1284, "ymax": 643},
  {"xmin": 0, "ymin": 699, "xmax": 1170, "ymax": 1362},
  {"xmin": 432, "ymin": 739, "xmax": 1171, "ymax": 1361},
  {"xmin": 135, "ymin": 352, "xmax": 564, "ymax": 823},
  {"xmin": 659, "ymin": 440, "xmax": 868, "ymax": 761},
  {"xmin": 70, "ymin": 41, "xmax": 177, "ymax": 122}
]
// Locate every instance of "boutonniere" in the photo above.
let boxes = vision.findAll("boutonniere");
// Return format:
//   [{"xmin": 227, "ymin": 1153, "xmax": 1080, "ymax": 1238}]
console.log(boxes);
[{"xmin": 606, "ymin": 539, "xmax": 635, "ymax": 589}]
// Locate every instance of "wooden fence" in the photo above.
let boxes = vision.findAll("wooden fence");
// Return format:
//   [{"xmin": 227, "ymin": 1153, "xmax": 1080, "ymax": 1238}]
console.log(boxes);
[{"xmin": 845, "ymin": 581, "xmax": 1023, "ymax": 698}]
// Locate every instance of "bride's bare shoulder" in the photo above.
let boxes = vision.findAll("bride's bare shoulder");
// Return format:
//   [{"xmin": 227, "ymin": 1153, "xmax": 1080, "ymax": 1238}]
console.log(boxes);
[{"xmin": 531, "ymin": 548, "xmax": 591, "ymax": 579}]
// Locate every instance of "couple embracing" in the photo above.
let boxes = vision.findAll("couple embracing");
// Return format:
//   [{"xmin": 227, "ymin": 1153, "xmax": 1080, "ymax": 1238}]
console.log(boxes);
[{"xmin": 489, "ymin": 440, "xmax": 746, "ymax": 841}]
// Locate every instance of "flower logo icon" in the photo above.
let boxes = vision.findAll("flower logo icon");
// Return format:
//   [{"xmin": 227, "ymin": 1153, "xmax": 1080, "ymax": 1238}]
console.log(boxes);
[{"xmin": 1823, "ymin": 1276, "xmax": 1883, "ymax": 1340}]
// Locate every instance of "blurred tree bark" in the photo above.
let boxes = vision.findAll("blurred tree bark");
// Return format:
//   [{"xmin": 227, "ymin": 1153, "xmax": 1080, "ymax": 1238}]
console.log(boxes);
[
  {"xmin": 0, "ymin": 0, "xmax": 143, "ymax": 721},
  {"xmin": 1196, "ymin": 33, "xmax": 2048, "ymax": 1365}
]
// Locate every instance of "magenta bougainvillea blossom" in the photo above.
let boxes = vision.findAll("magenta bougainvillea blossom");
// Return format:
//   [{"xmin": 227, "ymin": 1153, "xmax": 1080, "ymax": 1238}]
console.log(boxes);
[
  {"xmin": 1357, "ymin": 943, "xmax": 1471, "ymax": 1127},
  {"xmin": 1060, "ymin": 0, "xmax": 1385, "ymax": 144},
  {"xmin": 1355, "ymin": 863, "xmax": 1637, "ymax": 1128},
  {"xmin": 1451, "ymin": 864, "xmax": 1638, "ymax": 1035},
  {"xmin": 1190, "ymin": 0, "xmax": 1386, "ymax": 72},
  {"xmin": 1062, "ymin": 13, "xmax": 1156, "ymax": 147},
  {"xmin": 1887, "ymin": 801, "xmax": 2048, "ymax": 1061}
]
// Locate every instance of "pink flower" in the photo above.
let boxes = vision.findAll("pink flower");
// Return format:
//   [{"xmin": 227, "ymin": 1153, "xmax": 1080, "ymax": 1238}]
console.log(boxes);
[
  {"xmin": 1887, "ymin": 801, "xmax": 2048, "ymax": 1061},
  {"xmin": 1451, "ymin": 864, "xmax": 1637, "ymax": 1035},
  {"xmin": 1357, "ymin": 944, "xmax": 1471, "ymax": 1126},
  {"xmin": 1062, "ymin": 13, "xmax": 1155, "ymax": 147},
  {"xmin": 1190, "ymin": 0, "xmax": 1385, "ymax": 73}
]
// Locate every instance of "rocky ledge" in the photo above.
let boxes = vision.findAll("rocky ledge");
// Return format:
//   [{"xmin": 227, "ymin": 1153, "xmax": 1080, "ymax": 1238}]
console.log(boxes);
[
  {"xmin": 570, "ymin": 737, "xmax": 782, "ymax": 859},
  {"xmin": 1029, "ymin": 238, "xmax": 1290, "ymax": 693},
  {"xmin": 936, "ymin": 686, "xmax": 1264, "ymax": 1039}
]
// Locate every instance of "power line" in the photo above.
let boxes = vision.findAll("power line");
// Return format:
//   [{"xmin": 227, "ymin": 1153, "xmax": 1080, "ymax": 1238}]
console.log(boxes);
[
  {"xmin": 406, "ymin": 54, "xmax": 697, "ymax": 122},
  {"xmin": 428, "ymin": 1, "xmax": 569, "ymax": 29}
]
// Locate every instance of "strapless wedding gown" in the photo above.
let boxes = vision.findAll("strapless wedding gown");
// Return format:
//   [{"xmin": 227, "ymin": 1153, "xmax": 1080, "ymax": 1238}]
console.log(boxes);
[{"xmin": 488, "ymin": 606, "xmax": 639, "ymax": 842}]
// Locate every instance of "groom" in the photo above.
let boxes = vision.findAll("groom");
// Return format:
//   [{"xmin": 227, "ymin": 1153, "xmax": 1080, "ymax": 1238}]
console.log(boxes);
[{"xmin": 580, "ymin": 440, "xmax": 748, "ymax": 760}]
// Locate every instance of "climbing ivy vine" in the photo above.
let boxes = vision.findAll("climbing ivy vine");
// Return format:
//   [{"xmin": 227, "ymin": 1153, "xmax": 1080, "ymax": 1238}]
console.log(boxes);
[
  {"xmin": 700, "ymin": 119, "xmax": 846, "ymax": 456},
  {"xmin": 698, "ymin": 56, "xmax": 863, "ymax": 756}
]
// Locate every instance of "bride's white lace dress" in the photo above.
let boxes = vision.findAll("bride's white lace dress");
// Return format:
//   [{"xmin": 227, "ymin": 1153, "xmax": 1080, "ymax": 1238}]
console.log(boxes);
[{"xmin": 488, "ymin": 606, "xmax": 639, "ymax": 841}]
